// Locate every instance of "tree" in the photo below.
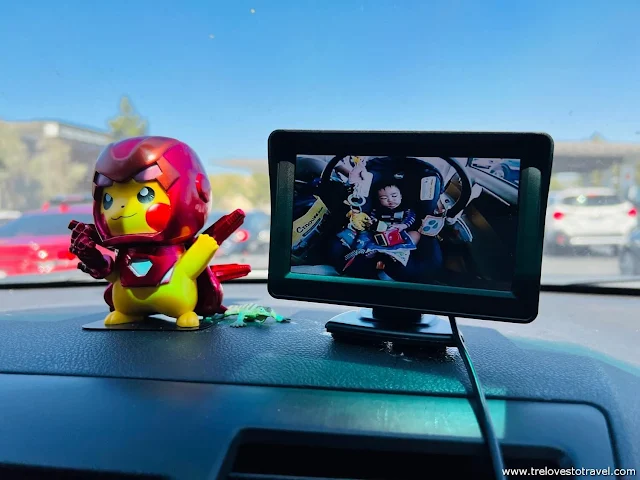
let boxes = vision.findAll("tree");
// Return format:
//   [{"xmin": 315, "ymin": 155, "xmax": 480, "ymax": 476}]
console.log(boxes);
[
  {"xmin": 207, "ymin": 172, "xmax": 271, "ymax": 211},
  {"xmin": 27, "ymin": 138, "xmax": 88, "ymax": 204},
  {"xmin": 245, "ymin": 172, "xmax": 270, "ymax": 208},
  {"xmin": 108, "ymin": 96, "xmax": 148, "ymax": 139},
  {"xmin": 0, "ymin": 122, "xmax": 29, "ymax": 209},
  {"xmin": 209, "ymin": 173, "xmax": 251, "ymax": 209}
]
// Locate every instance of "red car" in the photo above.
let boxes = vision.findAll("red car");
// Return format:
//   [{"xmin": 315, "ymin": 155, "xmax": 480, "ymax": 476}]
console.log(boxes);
[
  {"xmin": 0, "ymin": 203, "xmax": 251, "ymax": 282},
  {"xmin": 0, "ymin": 203, "xmax": 110, "ymax": 278}
]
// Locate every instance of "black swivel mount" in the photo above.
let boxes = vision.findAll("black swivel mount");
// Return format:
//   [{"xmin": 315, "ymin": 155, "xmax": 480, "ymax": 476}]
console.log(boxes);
[{"xmin": 325, "ymin": 306, "xmax": 457, "ymax": 348}]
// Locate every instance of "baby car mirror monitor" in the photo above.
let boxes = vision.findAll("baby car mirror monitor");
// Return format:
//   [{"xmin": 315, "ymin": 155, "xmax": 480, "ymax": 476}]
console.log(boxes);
[{"xmin": 267, "ymin": 130, "xmax": 554, "ymax": 344}]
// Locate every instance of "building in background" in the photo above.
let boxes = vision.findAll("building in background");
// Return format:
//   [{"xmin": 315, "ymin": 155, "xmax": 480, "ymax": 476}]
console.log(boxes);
[
  {"xmin": 0, "ymin": 120, "xmax": 115, "ymax": 210},
  {"xmin": 553, "ymin": 138, "xmax": 640, "ymax": 195},
  {"xmin": 9, "ymin": 120, "xmax": 113, "ymax": 175}
]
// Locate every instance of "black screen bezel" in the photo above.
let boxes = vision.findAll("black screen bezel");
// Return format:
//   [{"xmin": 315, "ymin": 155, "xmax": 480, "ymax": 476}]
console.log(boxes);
[{"xmin": 267, "ymin": 130, "xmax": 553, "ymax": 323}]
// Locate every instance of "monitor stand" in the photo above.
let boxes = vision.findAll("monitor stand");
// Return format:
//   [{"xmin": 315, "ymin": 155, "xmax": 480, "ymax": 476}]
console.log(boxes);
[{"xmin": 325, "ymin": 306, "xmax": 457, "ymax": 348}]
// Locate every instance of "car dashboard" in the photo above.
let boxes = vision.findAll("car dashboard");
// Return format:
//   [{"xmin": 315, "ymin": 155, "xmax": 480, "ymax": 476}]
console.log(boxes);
[{"xmin": 0, "ymin": 283, "xmax": 638, "ymax": 479}]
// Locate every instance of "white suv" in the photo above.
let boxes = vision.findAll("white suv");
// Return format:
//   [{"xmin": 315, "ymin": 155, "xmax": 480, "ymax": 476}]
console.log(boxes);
[{"xmin": 545, "ymin": 187, "xmax": 637, "ymax": 254}]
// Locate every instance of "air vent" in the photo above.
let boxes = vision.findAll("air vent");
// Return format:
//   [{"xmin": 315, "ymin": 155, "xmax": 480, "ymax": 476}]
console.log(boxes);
[{"xmin": 224, "ymin": 431, "xmax": 568, "ymax": 480}]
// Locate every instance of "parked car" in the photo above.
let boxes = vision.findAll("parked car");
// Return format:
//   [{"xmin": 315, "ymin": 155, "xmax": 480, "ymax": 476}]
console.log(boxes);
[
  {"xmin": 626, "ymin": 185, "xmax": 640, "ymax": 210},
  {"xmin": 619, "ymin": 227, "xmax": 640, "ymax": 275},
  {"xmin": 469, "ymin": 158, "xmax": 498, "ymax": 170},
  {"xmin": 489, "ymin": 159, "xmax": 520, "ymax": 184},
  {"xmin": 0, "ymin": 210, "xmax": 21, "ymax": 228},
  {"xmin": 0, "ymin": 203, "xmax": 110, "ymax": 278},
  {"xmin": 545, "ymin": 188, "xmax": 637, "ymax": 255},
  {"xmin": 42, "ymin": 194, "xmax": 94, "ymax": 210}
]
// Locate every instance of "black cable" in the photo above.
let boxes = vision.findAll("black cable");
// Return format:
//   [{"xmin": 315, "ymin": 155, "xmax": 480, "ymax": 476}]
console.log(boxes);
[{"xmin": 449, "ymin": 316, "xmax": 506, "ymax": 480}]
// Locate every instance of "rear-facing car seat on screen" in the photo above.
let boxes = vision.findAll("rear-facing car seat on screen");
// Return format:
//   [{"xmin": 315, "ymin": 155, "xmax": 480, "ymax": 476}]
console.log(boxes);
[{"xmin": 327, "ymin": 157, "xmax": 445, "ymax": 282}]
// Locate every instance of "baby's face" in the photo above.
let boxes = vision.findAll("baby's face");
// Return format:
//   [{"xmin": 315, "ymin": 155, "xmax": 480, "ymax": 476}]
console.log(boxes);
[{"xmin": 378, "ymin": 185, "xmax": 402, "ymax": 209}]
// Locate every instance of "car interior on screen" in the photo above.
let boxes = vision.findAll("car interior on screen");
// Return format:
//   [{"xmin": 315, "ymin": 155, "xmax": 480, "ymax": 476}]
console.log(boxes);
[{"xmin": 0, "ymin": 3, "xmax": 638, "ymax": 480}]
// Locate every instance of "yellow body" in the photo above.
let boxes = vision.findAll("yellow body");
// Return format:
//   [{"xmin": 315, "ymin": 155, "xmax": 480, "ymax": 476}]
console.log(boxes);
[{"xmin": 100, "ymin": 179, "xmax": 218, "ymax": 328}]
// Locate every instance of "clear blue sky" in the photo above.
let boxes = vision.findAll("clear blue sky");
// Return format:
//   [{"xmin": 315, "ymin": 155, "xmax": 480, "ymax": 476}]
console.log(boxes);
[{"xmin": 0, "ymin": 0, "xmax": 638, "ymax": 169}]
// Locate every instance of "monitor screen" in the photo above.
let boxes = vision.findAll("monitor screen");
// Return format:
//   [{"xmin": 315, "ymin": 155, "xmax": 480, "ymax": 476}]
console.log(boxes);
[{"xmin": 290, "ymin": 155, "xmax": 520, "ymax": 292}]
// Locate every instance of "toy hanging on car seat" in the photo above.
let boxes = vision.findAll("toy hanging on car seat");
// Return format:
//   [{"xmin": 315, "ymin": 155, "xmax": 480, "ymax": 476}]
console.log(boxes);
[
  {"xmin": 336, "ymin": 156, "xmax": 374, "ymax": 248},
  {"xmin": 68, "ymin": 136, "xmax": 254, "ymax": 328}
]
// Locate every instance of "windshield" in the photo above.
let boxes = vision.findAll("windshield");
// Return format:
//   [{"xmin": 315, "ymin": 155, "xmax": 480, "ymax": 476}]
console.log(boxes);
[
  {"xmin": 0, "ymin": 213, "xmax": 93, "ymax": 238},
  {"xmin": 0, "ymin": 1, "xmax": 638, "ymax": 290}
]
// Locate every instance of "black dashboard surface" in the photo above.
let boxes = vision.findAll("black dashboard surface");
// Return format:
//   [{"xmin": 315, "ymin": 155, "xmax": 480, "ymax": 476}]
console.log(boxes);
[{"xmin": 0, "ymin": 283, "xmax": 639, "ymax": 477}]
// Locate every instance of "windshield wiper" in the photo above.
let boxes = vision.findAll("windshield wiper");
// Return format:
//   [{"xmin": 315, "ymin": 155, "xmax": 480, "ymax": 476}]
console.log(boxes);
[
  {"xmin": 543, "ymin": 275, "xmax": 640, "ymax": 287},
  {"xmin": 0, "ymin": 268, "xmax": 269, "ymax": 290},
  {"xmin": 542, "ymin": 276, "xmax": 640, "ymax": 296},
  {"xmin": 563, "ymin": 276, "xmax": 640, "ymax": 287}
]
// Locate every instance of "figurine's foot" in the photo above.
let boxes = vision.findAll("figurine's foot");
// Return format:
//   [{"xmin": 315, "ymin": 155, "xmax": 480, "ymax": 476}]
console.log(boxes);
[
  {"xmin": 177, "ymin": 311, "xmax": 200, "ymax": 328},
  {"xmin": 229, "ymin": 319, "xmax": 247, "ymax": 328},
  {"xmin": 104, "ymin": 311, "xmax": 144, "ymax": 325}
]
